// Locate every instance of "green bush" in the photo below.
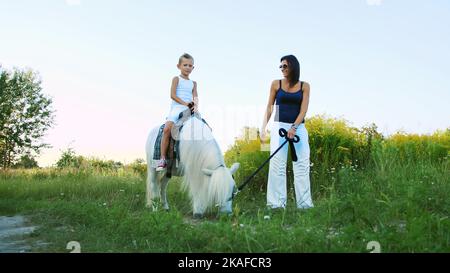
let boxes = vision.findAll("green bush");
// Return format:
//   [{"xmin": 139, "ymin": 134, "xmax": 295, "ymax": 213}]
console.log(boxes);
[
  {"xmin": 56, "ymin": 148, "xmax": 84, "ymax": 168},
  {"xmin": 128, "ymin": 159, "xmax": 147, "ymax": 177},
  {"xmin": 55, "ymin": 148, "xmax": 127, "ymax": 175}
]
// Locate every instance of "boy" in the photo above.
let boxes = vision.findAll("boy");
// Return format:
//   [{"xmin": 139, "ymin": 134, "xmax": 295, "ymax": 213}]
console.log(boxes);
[{"xmin": 157, "ymin": 53, "xmax": 198, "ymax": 171}]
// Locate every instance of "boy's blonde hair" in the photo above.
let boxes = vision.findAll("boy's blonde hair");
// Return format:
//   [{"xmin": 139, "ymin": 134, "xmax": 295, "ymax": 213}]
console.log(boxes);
[{"xmin": 179, "ymin": 53, "xmax": 194, "ymax": 64}]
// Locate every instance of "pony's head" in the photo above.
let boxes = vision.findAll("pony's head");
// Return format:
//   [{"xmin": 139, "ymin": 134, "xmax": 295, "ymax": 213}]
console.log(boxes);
[
  {"xmin": 202, "ymin": 162, "xmax": 240, "ymax": 213},
  {"xmin": 179, "ymin": 116, "xmax": 240, "ymax": 216}
]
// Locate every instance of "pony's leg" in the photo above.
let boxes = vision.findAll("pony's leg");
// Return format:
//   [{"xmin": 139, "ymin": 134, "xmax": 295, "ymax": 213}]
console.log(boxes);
[
  {"xmin": 160, "ymin": 176, "xmax": 170, "ymax": 211},
  {"xmin": 220, "ymin": 199, "xmax": 232, "ymax": 214},
  {"xmin": 146, "ymin": 167, "xmax": 161, "ymax": 211}
]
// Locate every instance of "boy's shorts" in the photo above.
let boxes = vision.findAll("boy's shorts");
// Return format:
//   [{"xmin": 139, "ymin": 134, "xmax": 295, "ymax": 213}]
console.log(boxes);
[{"xmin": 166, "ymin": 105, "xmax": 189, "ymax": 123}]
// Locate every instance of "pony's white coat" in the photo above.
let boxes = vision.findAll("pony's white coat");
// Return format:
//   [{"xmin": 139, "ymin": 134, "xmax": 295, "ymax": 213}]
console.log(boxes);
[{"xmin": 145, "ymin": 117, "xmax": 239, "ymax": 216}]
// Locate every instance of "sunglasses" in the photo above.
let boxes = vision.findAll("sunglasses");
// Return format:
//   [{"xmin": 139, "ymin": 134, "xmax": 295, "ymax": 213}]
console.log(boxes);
[{"xmin": 279, "ymin": 64, "xmax": 288, "ymax": 69}]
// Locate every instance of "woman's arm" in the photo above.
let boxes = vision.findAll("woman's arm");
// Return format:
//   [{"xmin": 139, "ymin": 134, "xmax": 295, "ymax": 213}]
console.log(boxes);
[
  {"xmin": 295, "ymin": 82, "xmax": 310, "ymax": 125},
  {"xmin": 288, "ymin": 82, "xmax": 310, "ymax": 139},
  {"xmin": 260, "ymin": 80, "xmax": 278, "ymax": 142},
  {"xmin": 170, "ymin": 77, "xmax": 188, "ymax": 106}
]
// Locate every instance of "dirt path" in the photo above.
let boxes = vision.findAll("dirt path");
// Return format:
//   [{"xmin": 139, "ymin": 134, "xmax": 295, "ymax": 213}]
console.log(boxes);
[{"xmin": 0, "ymin": 216, "xmax": 38, "ymax": 253}]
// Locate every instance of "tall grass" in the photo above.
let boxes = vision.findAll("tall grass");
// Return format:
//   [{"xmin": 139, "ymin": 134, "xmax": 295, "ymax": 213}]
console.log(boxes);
[{"xmin": 224, "ymin": 115, "xmax": 449, "ymax": 198}]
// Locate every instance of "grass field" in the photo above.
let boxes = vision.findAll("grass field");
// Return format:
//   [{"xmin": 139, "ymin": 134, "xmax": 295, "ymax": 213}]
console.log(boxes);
[
  {"xmin": 1, "ymin": 117, "xmax": 448, "ymax": 253},
  {"xmin": 0, "ymin": 160, "xmax": 448, "ymax": 253}
]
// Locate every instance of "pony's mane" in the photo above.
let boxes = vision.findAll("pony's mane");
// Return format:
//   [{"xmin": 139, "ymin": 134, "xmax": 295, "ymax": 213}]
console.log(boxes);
[{"xmin": 179, "ymin": 117, "xmax": 232, "ymax": 211}]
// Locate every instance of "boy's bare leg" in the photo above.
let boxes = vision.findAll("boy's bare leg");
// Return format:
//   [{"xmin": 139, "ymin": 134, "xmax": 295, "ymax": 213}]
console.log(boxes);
[{"xmin": 157, "ymin": 121, "xmax": 174, "ymax": 170}]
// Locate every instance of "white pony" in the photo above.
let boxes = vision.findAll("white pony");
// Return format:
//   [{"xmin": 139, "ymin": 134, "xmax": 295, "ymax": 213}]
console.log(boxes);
[{"xmin": 145, "ymin": 116, "xmax": 240, "ymax": 217}]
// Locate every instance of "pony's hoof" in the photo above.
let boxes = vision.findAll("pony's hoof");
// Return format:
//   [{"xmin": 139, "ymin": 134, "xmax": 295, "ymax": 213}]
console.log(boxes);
[
  {"xmin": 193, "ymin": 213, "xmax": 204, "ymax": 219},
  {"xmin": 146, "ymin": 203, "xmax": 158, "ymax": 211}
]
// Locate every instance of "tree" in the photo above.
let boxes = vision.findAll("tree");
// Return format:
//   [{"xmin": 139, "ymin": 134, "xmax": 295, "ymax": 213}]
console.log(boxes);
[
  {"xmin": 0, "ymin": 66, "xmax": 55, "ymax": 168},
  {"xmin": 13, "ymin": 154, "xmax": 39, "ymax": 169}
]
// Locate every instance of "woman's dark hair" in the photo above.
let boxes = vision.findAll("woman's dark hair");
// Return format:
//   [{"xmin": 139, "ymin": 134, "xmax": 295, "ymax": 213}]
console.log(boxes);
[{"xmin": 280, "ymin": 55, "xmax": 300, "ymax": 87}]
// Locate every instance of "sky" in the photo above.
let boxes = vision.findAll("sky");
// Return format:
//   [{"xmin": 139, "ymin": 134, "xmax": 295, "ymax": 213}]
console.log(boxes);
[{"xmin": 1, "ymin": 0, "xmax": 449, "ymax": 167}]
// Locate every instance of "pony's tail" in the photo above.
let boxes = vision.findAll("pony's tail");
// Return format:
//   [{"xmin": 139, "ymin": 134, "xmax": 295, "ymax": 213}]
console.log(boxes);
[{"xmin": 145, "ymin": 126, "xmax": 160, "ymax": 208}]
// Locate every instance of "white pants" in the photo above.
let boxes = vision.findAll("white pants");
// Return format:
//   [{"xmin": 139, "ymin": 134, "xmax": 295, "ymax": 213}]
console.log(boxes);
[{"xmin": 267, "ymin": 122, "xmax": 314, "ymax": 209}]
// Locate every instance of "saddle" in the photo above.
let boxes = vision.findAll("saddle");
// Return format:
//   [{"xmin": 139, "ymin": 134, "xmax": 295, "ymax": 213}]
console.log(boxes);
[{"xmin": 153, "ymin": 109, "xmax": 211, "ymax": 178}]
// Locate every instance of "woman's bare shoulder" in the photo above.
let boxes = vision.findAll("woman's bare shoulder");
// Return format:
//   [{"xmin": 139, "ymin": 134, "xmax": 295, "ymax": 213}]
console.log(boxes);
[
  {"xmin": 302, "ymin": 81, "xmax": 310, "ymax": 91},
  {"xmin": 271, "ymin": 79, "xmax": 283, "ymax": 88}
]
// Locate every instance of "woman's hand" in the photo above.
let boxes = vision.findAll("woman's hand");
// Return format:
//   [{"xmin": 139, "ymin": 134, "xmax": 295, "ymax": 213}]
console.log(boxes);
[
  {"xmin": 260, "ymin": 130, "xmax": 267, "ymax": 144},
  {"xmin": 287, "ymin": 127, "xmax": 296, "ymax": 140}
]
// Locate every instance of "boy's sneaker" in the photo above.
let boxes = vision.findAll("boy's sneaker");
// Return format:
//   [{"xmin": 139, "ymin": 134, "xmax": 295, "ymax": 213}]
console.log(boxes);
[{"xmin": 156, "ymin": 159, "xmax": 167, "ymax": 171}]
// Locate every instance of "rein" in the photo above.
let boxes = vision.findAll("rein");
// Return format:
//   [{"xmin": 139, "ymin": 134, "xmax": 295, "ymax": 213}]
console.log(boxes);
[{"xmin": 229, "ymin": 128, "xmax": 300, "ymax": 201}]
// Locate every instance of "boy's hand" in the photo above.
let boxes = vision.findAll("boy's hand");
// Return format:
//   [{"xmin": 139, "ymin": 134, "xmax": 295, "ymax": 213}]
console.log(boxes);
[
  {"xmin": 193, "ymin": 97, "xmax": 199, "ymax": 113},
  {"xmin": 187, "ymin": 102, "xmax": 195, "ymax": 113}
]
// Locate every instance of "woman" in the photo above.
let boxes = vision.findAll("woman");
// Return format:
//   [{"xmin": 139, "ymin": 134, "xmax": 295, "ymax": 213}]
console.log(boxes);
[{"xmin": 260, "ymin": 55, "xmax": 314, "ymax": 209}]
